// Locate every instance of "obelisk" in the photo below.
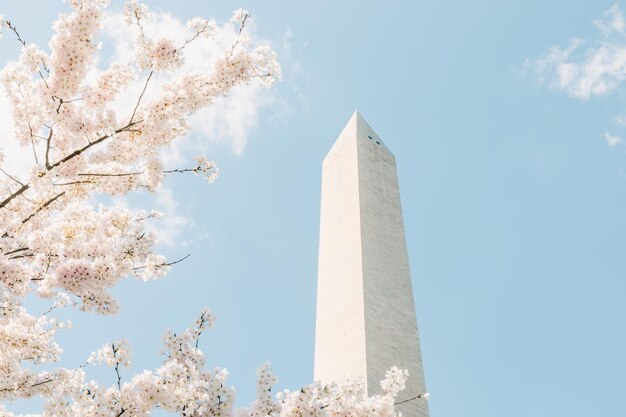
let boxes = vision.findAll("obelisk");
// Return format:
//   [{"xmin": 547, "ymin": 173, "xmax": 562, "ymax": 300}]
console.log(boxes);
[{"xmin": 314, "ymin": 111, "xmax": 429, "ymax": 417}]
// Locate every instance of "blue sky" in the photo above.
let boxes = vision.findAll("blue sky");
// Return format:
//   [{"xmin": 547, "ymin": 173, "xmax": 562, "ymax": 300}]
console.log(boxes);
[{"xmin": 2, "ymin": 1, "xmax": 626, "ymax": 416}]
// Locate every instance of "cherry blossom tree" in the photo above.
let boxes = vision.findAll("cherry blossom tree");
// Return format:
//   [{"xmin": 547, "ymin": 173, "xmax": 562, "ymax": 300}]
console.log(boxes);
[{"xmin": 0, "ymin": 1, "xmax": 424, "ymax": 415}]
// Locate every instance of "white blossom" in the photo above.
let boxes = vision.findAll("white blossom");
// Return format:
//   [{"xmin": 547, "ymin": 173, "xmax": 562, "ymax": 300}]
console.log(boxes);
[
  {"xmin": 380, "ymin": 366, "xmax": 409, "ymax": 397},
  {"xmin": 187, "ymin": 17, "xmax": 217, "ymax": 39},
  {"xmin": 88, "ymin": 339, "xmax": 132, "ymax": 368},
  {"xmin": 124, "ymin": 0, "xmax": 150, "ymax": 25},
  {"xmin": 231, "ymin": 8, "xmax": 250, "ymax": 24}
]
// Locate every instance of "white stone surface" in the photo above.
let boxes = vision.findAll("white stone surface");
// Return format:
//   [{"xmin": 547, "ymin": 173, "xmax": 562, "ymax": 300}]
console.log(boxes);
[{"xmin": 314, "ymin": 111, "xmax": 429, "ymax": 417}]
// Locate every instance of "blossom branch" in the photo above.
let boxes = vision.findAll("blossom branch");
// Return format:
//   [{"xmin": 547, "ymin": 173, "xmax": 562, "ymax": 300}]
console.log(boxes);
[
  {"xmin": 0, "ymin": 167, "xmax": 24, "ymax": 186},
  {"xmin": 45, "ymin": 127, "xmax": 53, "ymax": 169},
  {"xmin": 48, "ymin": 121, "xmax": 141, "ymax": 170},
  {"xmin": 129, "ymin": 71, "xmax": 153, "ymax": 124},
  {"xmin": 3, "ymin": 247, "xmax": 30, "ymax": 256},
  {"xmin": 0, "ymin": 183, "xmax": 30, "ymax": 210},
  {"xmin": 394, "ymin": 392, "xmax": 430, "ymax": 405},
  {"xmin": 78, "ymin": 172, "xmax": 143, "ymax": 177},
  {"xmin": 28, "ymin": 124, "xmax": 40, "ymax": 165},
  {"xmin": 131, "ymin": 253, "xmax": 190, "ymax": 271},
  {"xmin": 1, "ymin": 122, "xmax": 140, "ymax": 211},
  {"xmin": 18, "ymin": 192, "xmax": 66, "ymax": 227},
  {"xmin": 229, "ymin": 12, "xmax": 250, "ymax": 56},
  {"xmin": 4, "ymin": 20, "xmax": 50, "ymax": 88},
  {"xmin": 112, "ymin": 342, "xmax": 123, "ymax": 391},
  {"xmin": 4, "ymin": 20, "xmax": 26, "ymax": 46}
]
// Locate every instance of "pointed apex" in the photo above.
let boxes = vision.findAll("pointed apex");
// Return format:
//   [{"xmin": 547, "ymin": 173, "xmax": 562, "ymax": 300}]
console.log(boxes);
[
  {"xmin": 329, "ymin": 110, "xmax": 391, "ymax": 159},
  {"xmin": 329, "ymin": 110, "xmax": 390, "ymax": 155},
  {"xmin": 349, "ymin": 109, "xmax": 366, "ymax": 125}
]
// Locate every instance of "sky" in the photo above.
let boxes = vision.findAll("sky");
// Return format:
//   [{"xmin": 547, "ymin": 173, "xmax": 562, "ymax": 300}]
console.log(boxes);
[{"xmin": 2, "ymin": 1, "xmax": 626, "ymax": 417}]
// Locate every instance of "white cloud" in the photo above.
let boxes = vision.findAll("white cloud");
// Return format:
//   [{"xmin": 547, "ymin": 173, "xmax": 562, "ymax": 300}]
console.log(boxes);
[
  {"xmin": 151, "ymin": 186, "xmax": 191, "ymax": 248},
  {"xmin": 605, "ymin": 131, "xmax": 622, "ymax": 147},
  {"xmin": 594, "ymin": 5, "xmax": 625, "ymax": 35},
  {"xmin": 613, "ymin": 113, "xmax": 626, "ymax": 126},
  {"xmin": 524, "ymin": 5, "xmax": 626, "ymax": 99}
]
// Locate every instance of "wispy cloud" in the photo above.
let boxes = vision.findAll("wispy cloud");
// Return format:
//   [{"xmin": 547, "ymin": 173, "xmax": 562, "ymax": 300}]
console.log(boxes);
[
  {"xmin": 522, "ymin": 4, "xmax": 626, "ymax": 155},
  {"xmin": 523, "ymin": 4, "xmax": 626, "ymax": 100},
  {"xmin": 605, "ymin": 131, "xmax": 622, "ymax": 147},
  {"xmin": 594, "ymin": 5, "xmax": 625, "ymax": 35},
  {"xmin": 151, "ymin": 186, "xmax": 193, "ymax": 248}
]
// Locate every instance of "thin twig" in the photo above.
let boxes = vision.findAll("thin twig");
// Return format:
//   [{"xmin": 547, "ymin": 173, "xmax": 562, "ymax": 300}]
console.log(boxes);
[
  {"xmin": 132, "ymin": 254, "xmax": 190, "ymax": 271},
  {"xmin": 3, "ymin": 247, "xmax": 29, "ymax": 256},
  {"xmin": 45, "ymin": 127, "xmax": 53, "ymax": 169},
  {"xmin": 229, "ymin": 13, "xmax": 250, "ymax": 56},
  {"xmin": 163, "ymin": 168, "xmax": 198, "ymax": 174},
  {"xmin": 30, "ymin": 379, "xmax": 53, "ymax": 388},
  {"xmin": 47, "ymin": 121, "xmax": 140, "ymax": 170},
  {"xmin": 53, "ymin": 180, "xmax": 95, "ymax": 186},
  {"xmin": 394, "ymin": 393, "xmax": 428, "ymax": 406},
  {"xmin": 28, "ymin": 124, "xmax": 40, "ymax": 165},
  {"xmin": 179, "ymin": 24, "xmax": 209, "ymax": 51},
  {"xmin": 0, "ymin": 183, "xmax": 30, "ymax": 210},
  {"xmin": 78, "ymin": 172, "xmax": 143, "ymax": 177},
  {"xmin": 5, "ymin": 21, "xmax": 50, "ymax": 88},
  {"xmin": 129, "ymin": 71, "xmax": 153, "ymax": 124},
  {"xmin": 18, "ymin": 192, "xmax": 65, "ymax": 226},
  {"xmin": 5, "ymin": 21, "xmax": 26, "ymax": 46},
  {"xmin": 112, "ymin": 343, "xmax": 122, "ymax": 391},
  {"xmin": 0, "ymin": 168, "xmax": 24, "ymax": 186}
]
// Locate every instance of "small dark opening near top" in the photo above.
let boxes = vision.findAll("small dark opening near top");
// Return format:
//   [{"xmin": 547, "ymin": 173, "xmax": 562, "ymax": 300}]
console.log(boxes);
[{"xmin": 368, "ymin": 135, "xmax": 373, "ymax": 140}]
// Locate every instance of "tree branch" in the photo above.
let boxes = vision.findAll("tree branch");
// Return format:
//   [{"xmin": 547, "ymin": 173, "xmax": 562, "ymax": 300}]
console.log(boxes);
[
  {"xmin": 0, "ymin": 184, "xmax": 30, "ymax": 210},
  {"xmin": 47, "ymin": 121, "xmax": 140, "ymax": 171},
  {"xmin": 28, "ymin": 124, "xmax": 40, "ymax": 165},
  {"xmin": 3, "ymin": 247, "xmax": 30, "ymax": 256},
  {"xmin": 163, "ymin": 168, "xmax": 198, "ymax": 174},
  {"xmin": 4, "ymin": 21, "xmax": 50, "ymax": 89},
  {"xmin": 229, "ymin": 13, "xmax": 250, "ymax": 56},
  {"xmin": 78, "ymin": 172, "xmax": 143, "ymax": 177},
  {"xmin": 112, "ymin": 342, "xmax": 122, "ymax": 391},
  {"xmin": 44, "ymin": 127, "xmax": 53, "ymax": 169},
  {"xmin": 132, "ymin": 254, "xmax": 190, "ymax": 271},
  {"xmin": 0, "ymin": 168, "xmax": 24, "ymax": 186},
  {"xmin": 129, "ymin": 71, "xmax": 153, "ymax": 124},
  {"xmin": 30, "ymin": 379, "xmax": 53, "ymax": 388},
  {"xmin": 394, "ymin": 393, "xmax": 429, "ymax": 406},
  {"xmin": 18, "ymin": 192, "xmax": 65, "ymax": 227},
  {"xmin": 5, "ymin": 20, "xmax": 26, "ymax": 46}
]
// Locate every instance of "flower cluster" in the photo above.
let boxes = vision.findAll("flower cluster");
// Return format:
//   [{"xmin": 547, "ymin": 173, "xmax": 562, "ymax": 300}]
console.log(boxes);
[
  {"xmin": 248, "ymin": 362, "xmax": 281, "ymax": 416},
  {"xmin": 194, "ymin": 156, "xmax": 219, "ymax": 183},
  {"xmin": 231, "ymin": 8, "xmax": 250, "ymax": 24},
  {"xmin": 136, "ymin": 37, "xmax": 184, "ymax": 71},
  {"xmin": 124, "ymin": 0, "xmax": 150, "ymax": 24},
  {"xmin": 187, "ymin": 17, "xmax": 217, "ymax": 40},
  {"xmin": 88, "ymin": 339, "xmax": 132, "ymax": 368},
  {"xmin": 380, "ymin": 366, "xmax": 409, "ymax": 397}
]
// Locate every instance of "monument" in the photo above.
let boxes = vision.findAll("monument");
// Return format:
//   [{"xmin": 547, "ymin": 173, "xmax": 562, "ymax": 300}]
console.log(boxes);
[{"xmin": 314, "ymin": 111, "xmax": 429, "ymax": 417}]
